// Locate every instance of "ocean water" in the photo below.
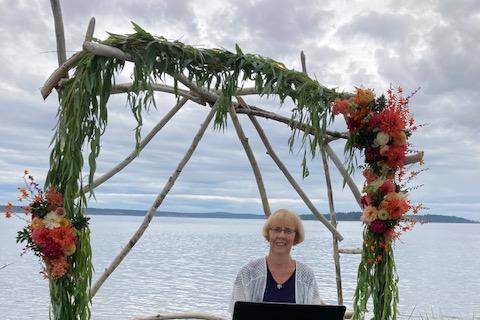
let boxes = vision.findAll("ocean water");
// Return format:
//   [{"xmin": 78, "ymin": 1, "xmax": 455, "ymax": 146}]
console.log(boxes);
[{"xmin": 1, "ymin": 215, "xmax": 479, "ymax": 319}]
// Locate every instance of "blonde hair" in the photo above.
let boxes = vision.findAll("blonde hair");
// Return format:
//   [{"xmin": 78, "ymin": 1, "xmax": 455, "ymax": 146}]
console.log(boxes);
[{"xmin": 262, "ymin": 209, "xmax": 305, "ymax": 245}]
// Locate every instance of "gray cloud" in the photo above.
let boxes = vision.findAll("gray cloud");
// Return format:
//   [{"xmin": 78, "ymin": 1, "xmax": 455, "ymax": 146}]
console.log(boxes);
[{"xmin": 0, "ymin": 0, "xmax": 478, "ymax": 220}]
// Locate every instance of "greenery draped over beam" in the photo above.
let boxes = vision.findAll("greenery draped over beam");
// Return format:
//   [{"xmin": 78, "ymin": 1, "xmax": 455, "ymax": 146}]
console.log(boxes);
[
  {"xmin": 44, "ymin": 23, "xmax": 350, "ymax": 319},
  {"xmin": 103, "ymin": 23, "xmax": 351, "ymax": 175}
]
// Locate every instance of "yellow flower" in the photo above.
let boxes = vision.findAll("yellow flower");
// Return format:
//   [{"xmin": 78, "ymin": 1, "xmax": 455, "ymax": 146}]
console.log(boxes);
[
  {"xmin": 30, "ymin": 217, "xmax": 45, "ymax": 230},
  {"xmin": 63, "ymin": 243, "xmax": 76, "ymax": 256},
  {"xmin": 59, "ymin": 217, "xmax": 70, "ymax": 227},
  {"xmin": 393, "ymin": 131, "xmax": 407, "ymax": 146}
]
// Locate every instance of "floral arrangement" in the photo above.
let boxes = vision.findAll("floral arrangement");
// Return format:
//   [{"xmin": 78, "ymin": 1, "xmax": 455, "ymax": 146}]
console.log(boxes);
[
  {"xmin": 4, "ymin": 171, "xmax": 84, "ymax": 279},
  {"xmin": 333, "ymin": 87, "xmax": 423, "ymax": 319}
]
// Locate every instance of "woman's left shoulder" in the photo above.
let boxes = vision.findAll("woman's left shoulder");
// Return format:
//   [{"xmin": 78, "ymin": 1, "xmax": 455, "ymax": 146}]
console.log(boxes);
[{"xmin": 295, "ymin": 261, "xmax": 316, "ymax": 281}]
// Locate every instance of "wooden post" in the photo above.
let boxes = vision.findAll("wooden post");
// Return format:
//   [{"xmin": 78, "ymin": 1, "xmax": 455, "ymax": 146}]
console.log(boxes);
[
  {"xmin": 229, "ymin": 100, "xmax": 271, "ymax": 217},
  {"xmin": 90, "ymin": 101, "xmax": 219, "ymax": 298},
  {"xmin": 321, "ymin": 145, "xmax": 343, "ymax": 305},
  {"xmin": 50, "ymin": 0, "xmax": 67, "ymax": 67},
  {"xmin": 301, "ymin": 51, "xmax": 343, "ymax": 303}
]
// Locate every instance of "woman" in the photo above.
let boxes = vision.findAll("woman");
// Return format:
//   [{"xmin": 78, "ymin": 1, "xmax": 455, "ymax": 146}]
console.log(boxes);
[{"xmin": 229, "ymin": 209, "xmax": 323, "ymax": 312}]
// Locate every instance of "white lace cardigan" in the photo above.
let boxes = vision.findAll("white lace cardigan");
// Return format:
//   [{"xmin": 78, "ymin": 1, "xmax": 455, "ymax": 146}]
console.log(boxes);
[{"xmin": 229, "ymin": 257, "xmax": 324, "ymax": 313}]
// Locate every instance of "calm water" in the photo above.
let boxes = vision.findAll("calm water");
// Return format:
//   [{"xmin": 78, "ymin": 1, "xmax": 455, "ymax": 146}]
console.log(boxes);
[{"xmin": 1, "ymin": 215, "xmax": 479, "ymax": 319}]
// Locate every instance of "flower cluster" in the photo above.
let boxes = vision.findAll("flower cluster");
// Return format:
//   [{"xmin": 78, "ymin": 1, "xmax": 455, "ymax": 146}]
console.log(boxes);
[
  {"xmin": 4, "ymin": 171, "xmax": 77, "ymax": 278},
  {"xmin": 334, "ymin": 87, "xmax": 420, "ymax": 242}
]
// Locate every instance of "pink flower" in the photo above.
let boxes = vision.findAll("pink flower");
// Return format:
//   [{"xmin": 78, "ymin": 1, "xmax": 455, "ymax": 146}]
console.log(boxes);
[
  {"xmin": 369, "ymin": 220, "xmax": 387, "ymax": 234},
  {"xmin": 379, "ymin": 180, "xmax": 396, "ymax": 195},
  {"xmin": 361, "ymin": 195, "xmax": 372, "ymax": 208}
]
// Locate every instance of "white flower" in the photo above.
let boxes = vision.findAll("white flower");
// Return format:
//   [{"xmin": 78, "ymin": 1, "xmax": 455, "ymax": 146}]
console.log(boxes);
[
  {"xmin": 374, "ymin": 131, "xmax": 390, "ymax": 147},
  {"xmin": 43, "ymin": 211, "xmax": 61, "ymax": 229},
  {"xmin": 363, "ymin": 177, "xmax": 385, "ymax": 194},
  {"xmin": 361, "ymin": 206, "xmax": 378, "ymax": 224},
  {"xmin": 378, "ymin": 209, "xmax": 389, "ymax": 220}
]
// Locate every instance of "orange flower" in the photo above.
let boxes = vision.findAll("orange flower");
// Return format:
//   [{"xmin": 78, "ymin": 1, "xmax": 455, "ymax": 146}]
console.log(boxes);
[
  {"xmin": 354, "ymin": 88, "xmax": 375, "ymax": 107},
  {"xmin": 332, "ymin": 98, "xmax": 350, "ymax": 115},
  {"xmin": 18, "ymin": 188, "xmax": 29, "ymax": 201},
  {"xmin": 34, "ymin": 195, "xmax": 42, "ymax": 203},
  {"xmin": 63, "ymin": 243, "xmax": 76, "ymax": 256},
  {"xmin": 380, "ymin": 192, "xmax": 410, "ymax": 219},
  {"xmin": 45, "ymin": 187, "xmax": 63, "ymax": 212},
  {"xmin": 4, "ymin": 202, "xmax": 14, "ymax": 218},
  {"xmin": 393, "ymin": 131, "xmax": 407, "ymax": 146},
  {"xmin": 50, "ymin": 226, "xmax": 75, "ymax": 247},
  {"xmin": 362, "ymin": 169, "xmax": 378, "ymax": 184},
  {"xmin": 49, "ymin": 257, "xmax": 68, "ymax": 278}
]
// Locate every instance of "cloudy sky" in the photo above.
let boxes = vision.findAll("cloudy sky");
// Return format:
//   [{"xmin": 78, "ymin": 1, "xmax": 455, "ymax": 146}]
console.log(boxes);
[{"xmin": 1, "ymin": 0, "xmax": 479, "ymax": 220}]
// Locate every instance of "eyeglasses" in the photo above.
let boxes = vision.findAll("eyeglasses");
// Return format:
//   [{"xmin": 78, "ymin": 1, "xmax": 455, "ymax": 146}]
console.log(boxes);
[{"xmin": 269, "ymin": 227, "xmax": 296, "ymax": 235}]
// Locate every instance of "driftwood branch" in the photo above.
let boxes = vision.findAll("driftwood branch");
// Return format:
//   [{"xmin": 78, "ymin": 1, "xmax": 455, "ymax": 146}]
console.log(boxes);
[
  {"xmin": 81, "ymin": 97, "xmax": 189, "ymax": 195},
  {"xmin": 248, "ymin": 114, "xmax": 343, "ymax": 241},
  {"xmin": 303, "ymin": 51, "xmax": 345, "ymax": 299},
  {"xmin": 405, "ymin": 151, "xmax": 424, "ymax": 165},
  {"xmin": 85, "ymin": 17, "xmax": 95, "ymax": 42},
  {"xmin": 230, "ymin": 98, "xmax": 271, "ymax": 217},
  {"xmin": 90, "ymin": 102, "xmax": 219, "ymax": 298},
  {"xmin": 301, "ymin": 51, "xmax": 343, "ymax": 303},
  {"xmin": 321, "ymin": 146, "xmax": 343, "ymax": 304},
  {"xmin": 49, "ymin": 0, "xmax": 67, "ymax": 67},
  {"xmin": 324, "ymin": 144, "xmax": 363, "ymax": 209},
  {"xmin": 112, "ymin": 83, "xmax": 206, "ymax": 105},
  {"xmin": 132, "ymin": 312, "xmax": 225, "ymax": 320},
  {"xmin": 338, "ymin": 248, "xmax": 362, "ymax": 254}
]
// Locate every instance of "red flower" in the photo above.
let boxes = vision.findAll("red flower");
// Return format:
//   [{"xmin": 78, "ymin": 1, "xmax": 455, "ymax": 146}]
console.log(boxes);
[
  {"xmin": 369, "ymin": 220, "xmax": 387, "ymax": 234},
  {"xmin": 364, "ymin": 148, "xmax": 381, "ymax": 163},
  {"xmin": 379, "ymin": 180, "xmax": 396, "ymax": 195},
  {"xmin": 31, "ymin": 228, "xmax": 51, "ymax": 246},
  {"xmin": 347, "ymin": 117, "xmax": 361, "ymax": 133},
  {"xmin": 42, "ymin": 239, "xmax": 63, "ymax": 259}
]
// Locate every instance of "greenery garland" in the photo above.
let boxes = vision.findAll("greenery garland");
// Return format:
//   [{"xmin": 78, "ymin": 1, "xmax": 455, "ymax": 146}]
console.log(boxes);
[{"xmin": 42, "ymin": 23, "xmax": 351, "ymax": 319}]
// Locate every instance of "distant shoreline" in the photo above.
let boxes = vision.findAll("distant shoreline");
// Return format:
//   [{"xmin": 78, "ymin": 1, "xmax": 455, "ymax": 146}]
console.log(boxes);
[{"xmin": 3, "ymin": 205, "xmax": 478, "ymax": 224}]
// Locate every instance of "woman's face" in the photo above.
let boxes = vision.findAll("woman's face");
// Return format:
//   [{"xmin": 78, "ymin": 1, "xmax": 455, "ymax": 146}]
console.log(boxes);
[{"xmin": 267, "ymin": 216, "xmax": 297, "ymax": 255}]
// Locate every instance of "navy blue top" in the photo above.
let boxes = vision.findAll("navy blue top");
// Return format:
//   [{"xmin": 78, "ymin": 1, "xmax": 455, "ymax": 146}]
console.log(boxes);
[{"xmin": 263, "ymin": 265, "xmax": 296, "ymax": 303}]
